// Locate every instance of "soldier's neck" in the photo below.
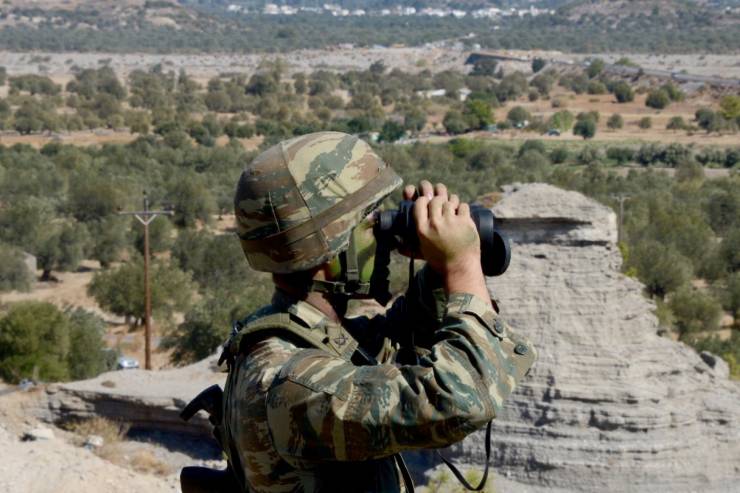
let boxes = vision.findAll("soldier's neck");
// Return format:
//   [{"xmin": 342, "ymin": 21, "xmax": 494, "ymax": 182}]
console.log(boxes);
[{"xmin": 273, "ymin": 270, "xmax": 344, "ymax": 324}]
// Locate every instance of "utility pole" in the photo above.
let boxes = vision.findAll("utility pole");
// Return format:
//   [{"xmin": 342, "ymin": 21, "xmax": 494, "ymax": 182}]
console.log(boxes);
[
  {"xmin": 612, "ymin": 194, "xmax": 630, "ymax": 244},
  {"xmin": 119, "ymin": 193, "xmax": 173, "ymax": 370}
]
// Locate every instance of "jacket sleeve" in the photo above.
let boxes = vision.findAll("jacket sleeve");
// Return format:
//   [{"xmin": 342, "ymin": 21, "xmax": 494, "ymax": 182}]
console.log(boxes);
[{"xmin": 265, "ymin": 293, "xmax": 536, "ymax": 465}]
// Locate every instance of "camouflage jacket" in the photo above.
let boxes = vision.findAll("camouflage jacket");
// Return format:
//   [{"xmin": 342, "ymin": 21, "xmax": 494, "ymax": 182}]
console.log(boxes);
[{"xmin": 222, "ymin": 268, "xmax": 536, "ymax": 492}]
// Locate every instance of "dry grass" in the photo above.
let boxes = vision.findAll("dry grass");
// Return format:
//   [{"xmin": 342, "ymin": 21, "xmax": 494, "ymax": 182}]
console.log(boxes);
[
  {"xmin": 67, "ymin": 417, "xmax": 130, "ymax": 448},
  {"xmin": 129, "ymin": 449, "xmax": 173, "ymax": 476}
]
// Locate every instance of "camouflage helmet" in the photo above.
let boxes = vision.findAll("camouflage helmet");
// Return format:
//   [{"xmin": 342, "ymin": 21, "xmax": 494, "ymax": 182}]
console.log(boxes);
[{"xmin": 234, "ymin": 131, "xmax": 402, "ymax": 274}]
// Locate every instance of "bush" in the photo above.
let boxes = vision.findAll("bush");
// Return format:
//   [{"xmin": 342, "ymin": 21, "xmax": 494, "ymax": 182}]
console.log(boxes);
[
  {"xmin": 550, "ymin": 147, "xmax": 570, "ymax": 164},
  {"xmin": 668, "ymin": 287, "xmax": 722, "ymax": 338},
  {"xmin": 88, "ymin": 258, "xmax": 195, "ymax": 326},
  {"xmin": 443, "ymin": 110, "xmax": 468, "ymax": 135},
  {"xmin": 507, "ymin": 106, "xmax": 530, "ymax": 126},
  {"xmin": 0, "ymin": 302, "xmax": 109, "ymax": 383},
  {"xmin": 531, "ymin": 58, "xmax": 546, "ymax": 73},
  {"xmin": 587, "ymin": 81, "xmax": 607, "ymax": 95},
  {"xmin": 646, "ymin": 89, "xmax": 671, "ymax": 110},
  {"xmin": 607, "ymin": 114, "xmax": 624, "ymax": 130},
  {"xmin": 548, "ymin": 110, "xmax": 574, "ymax": 132},
  {"xmin": 0, "ymin": 243, "xmax": 33, "ymax": 292},
  {"xmin": 586, "ymin": 59, "xmax": 605, "ymax": 78},
  {"xmin": 612, "ymin": 81, "xmax": 634, "ymax": 103},
  {"xmin": 667, "ymin": 116, "xmax": 687, "ymax": 130},
  {"xmin": 639, "ymin": 117, "xmax": 653, "ymax": 129},
  {"xmin": 573, "ymin": 118, "xmax": 596, "ymax": 140},
  {"xmin": 629, "ymin": 241, "xmax": 692, "ymax": 298}
]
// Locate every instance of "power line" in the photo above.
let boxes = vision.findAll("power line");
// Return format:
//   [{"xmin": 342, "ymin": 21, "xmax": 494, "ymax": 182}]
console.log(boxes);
[{"xmin": 118, "ymin": 192, "xmax": 173, "ymax": 370}]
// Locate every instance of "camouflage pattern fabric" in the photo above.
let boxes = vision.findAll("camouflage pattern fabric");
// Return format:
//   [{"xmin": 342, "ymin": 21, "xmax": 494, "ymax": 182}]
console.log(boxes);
[
  {"xmin": 234, "ymin": 132, "xmax": 403, "ymax": 273},
  {"xmin": 222, "ymin": 267, "xmax": 536, "ymax": 493}
]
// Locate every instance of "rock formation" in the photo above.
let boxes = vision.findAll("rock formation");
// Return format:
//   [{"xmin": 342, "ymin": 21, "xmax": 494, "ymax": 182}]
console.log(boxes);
[{"xmin": 446, "ymin": 183, "xmax": 739, "ymax": 492}]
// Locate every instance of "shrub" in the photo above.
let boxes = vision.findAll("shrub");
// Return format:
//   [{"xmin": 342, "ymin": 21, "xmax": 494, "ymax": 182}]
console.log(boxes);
[
  {"xmin": 667, "ymin": 116, "xmax": 687, "ymax": 130},
  {"xmin": 573, "ymin": 118, "xmax": 596, "ymax": 139},
  {"xmin": 639, "ymin": 117, "xmax": 652, "ymax": 129},
  {"xmin": 0, "ymin": 243, "xmax": 33, "ymax": 292},
  {"xmin": 669, "ymin": 287, "xmax": 722, "ymax": 338},
  {"xmin": 607, "ymin": 114, "xmax": 624, "ymax": 130},
  {"xmin": 0, "ymin": 302, "xmax": 108, "ymax": 383},
  {"xmin": 646, "ymin": 89, "xmax": 671, "ymax": 109},
  {"xmin": 506, "ymin": 106, "xmax": 531, "ymax": 125},
  {"xmin": 612, "ymin": 81, "xmax": 634, "ymax": 103}
]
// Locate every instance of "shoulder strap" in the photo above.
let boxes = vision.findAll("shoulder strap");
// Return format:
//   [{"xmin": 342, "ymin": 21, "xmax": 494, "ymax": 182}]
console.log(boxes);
[{"xmin": 221, "ymin": 312, "xmax": 358, "ymax": 367}]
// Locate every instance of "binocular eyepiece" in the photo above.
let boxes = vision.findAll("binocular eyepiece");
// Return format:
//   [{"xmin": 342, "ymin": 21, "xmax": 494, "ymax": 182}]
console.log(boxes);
[{"xmin": 376, "ymin": 200, "xmax": 511, "ymax": 277}]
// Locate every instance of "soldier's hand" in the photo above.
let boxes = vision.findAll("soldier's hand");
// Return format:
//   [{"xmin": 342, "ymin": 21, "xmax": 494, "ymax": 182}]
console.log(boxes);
[{"xmin": 411, "ymin": 181, "xmax": 489, "ymax": 302}]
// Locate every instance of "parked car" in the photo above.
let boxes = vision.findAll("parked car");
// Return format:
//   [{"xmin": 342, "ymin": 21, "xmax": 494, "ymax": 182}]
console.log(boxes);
[
  {"xmin": 546, "ymin": 128, "xmax": 561, "ymax": 137},
  {"xmin": 116, "ymin": 357, "xmax": 140, "ymax": 370}
]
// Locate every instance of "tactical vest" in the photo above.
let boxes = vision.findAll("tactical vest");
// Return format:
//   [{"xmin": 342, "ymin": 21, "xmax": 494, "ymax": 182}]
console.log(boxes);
[{"xmin": 216, "ymin": 311, "xmax": 415, "ymax": 493}]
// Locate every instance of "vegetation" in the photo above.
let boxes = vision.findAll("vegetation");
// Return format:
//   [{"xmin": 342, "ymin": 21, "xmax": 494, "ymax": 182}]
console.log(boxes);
[{"xmin": 0, "ymin": 302, "xmax": 110, "ymax": 383}]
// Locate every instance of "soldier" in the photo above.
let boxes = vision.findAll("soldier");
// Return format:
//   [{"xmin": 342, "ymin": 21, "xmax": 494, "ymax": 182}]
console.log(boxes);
[{"xmin": 192, "ymin": 131, "xmax": 535, "ymax": 492}]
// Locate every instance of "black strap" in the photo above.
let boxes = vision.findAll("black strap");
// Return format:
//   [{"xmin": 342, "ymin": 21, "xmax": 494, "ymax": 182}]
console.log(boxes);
[
  {"xmin": 394, "ymin": 454, "xmax": 415, "ymax": 493},
  {"xmin": 436, "ymin": 420, "xmax": 492, "ymax": 491}
]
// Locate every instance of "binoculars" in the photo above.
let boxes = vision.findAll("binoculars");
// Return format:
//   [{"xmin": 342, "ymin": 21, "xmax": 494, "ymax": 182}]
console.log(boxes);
[{"xmin": 376, "ymin": 200, "xmax": 511, "ymax": 277}]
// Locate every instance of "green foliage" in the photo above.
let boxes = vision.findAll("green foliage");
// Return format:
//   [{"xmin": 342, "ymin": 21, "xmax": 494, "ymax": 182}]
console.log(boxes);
[
  {"xmin": 471, "ymin": 58, "xmax": 497, "ymax": 77},
  {"xmin": 0, "ymin": 302, "xmax": 109, "ymax": 383},
  {"xmin": 667, "ymin": 116, "xmax": 687, "ymax": 131},
  {"xmin": 573, "ymin": 118, "xmax": 596, "ymax": 140},
  {"xmin": 612, "ymin": 81, "xmax": 634, "ymax": 103},
  {"xmin": 669, "ymin": 287, "xmax": 722, "ymax": 338},
  {"xmin": 443, "ymin": 110, "xmax": 468, "ymax": 135},
  {"xmin": 36, "ymin": 220, "xmax": 91, "ymax": 280},
  {"xmin": 607, "ymin": 114, "xmax": 624, "ymax": 130},
  {"xmin": 132, "ymin": 216, "xmax": 173, "ymax": 255},
  {"xmin": 548, "ymin": 110, "xmax": 574, "ymax": 132},
  {"xmin": 506, "ymin": 106, "xmax": 530, "ymax": 125},
  {"xmin": 646, "ymin": 89, "xmax": 671, "ymax": 110},
  {"xmin": 639, "ymin": 117, "xmax": 653, "ymax": 129},
  {"xmin": 88, "ymin": 257, "xmax": 195, "ymax": 326},
  {"xmin": 531, "ymin": 57, "xmax": 546, "ymax": 73},
  {"xmin": 720, "ymin": 95, "xmax": 740, "ymax": 120},
  {"xmin": 0, "ymin": 243, "xmax": 33, "ymax": 292},
  {"xmin": 379, "ymin": 120, "xmax": 405, "ymax": 143},
  {"xmin": 586, "ymin": 59, "xmax": 605, "ymax": 78},
  {"xmin": 627, "ymin": 241, "xmax": 692, "ymax": 299}
]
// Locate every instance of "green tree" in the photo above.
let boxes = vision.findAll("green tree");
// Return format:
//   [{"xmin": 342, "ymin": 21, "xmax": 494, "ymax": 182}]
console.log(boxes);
[
  {"xmin": 719, "ymin": 95, "xmax": 740, "ymax": 121},
  {"xmin": 471, "ymin": 58, "xmax": 497, "ymax": 77},
  {"xmin": 132, "ymin": 216, "xmax": 173, "ymax": 255},
  {"xmin": 87, "ymin": 216, "xmax": 129, "ymax": 268},
  {"xmin": 607, "ymin": 114, "xmax": 624, "ymax": 130},
  {"xmin": 548, "ymin": 110, "xmax": 574, "ymax": 132},
  {"xmin": 379, "ymin": 120, "xmax": 405, "ymax": 143},
  {"xmin": 167, "ymin": 174, "xmax": 216, "ymax": 227},
  {"xmin": 0, "ymin": 302, "xmax": 70, "ymax": 383},
  {"xmin": 443, "ymin": 110, "xmax": 468, "ymax": 135},
  {"xmin": 36, "ymin": 221, "xmax": 91, "ymax": 281},
  {"xmin": 0, "ymin": 243, "xmax": 33, "ymax": 292},
  {"xmin": 586, "ymin": 58, "xmax": 605, "ymax": 78},
  {"xmin": 506, "ymin": 106, "xmax": 531, "ymax": 126},
  {"xmin": 463, "ymin": 99, "xmax": 493, "ymax": 129},
  {"xmin": 613, "ymin": 81, "xmax": 634, "ymax": 103},
  {"xmin": 667, "ymin": 116, "xmax": 687, "ymax": 130},
  {"xmin": 629, "ymin": 241, "xmax": 692, "ymax": 299},
  {"xmin": 531, "ymin": 58, "xmax": 546, "ymax": 73},
  {"xmin": 88, "ymin": 257, "xmax": 195, "ymax": 327},
  {"xmin": 66, "ymin": 308, "xmax": 109, "ymax": 380},
  {"xmin": 646, "ymin": 89, "xmax": 671, "ymax": 109},
  {"xmin": 573, "ymin": 118, "xmax": 596, "ymax": 139},
  {"xmin": 669, "ymin": 287, "xmax": 722, "ymax": 338},
  {"xmin": 639, "ymin": 117, "xmax": 653, "ymax": 129}
]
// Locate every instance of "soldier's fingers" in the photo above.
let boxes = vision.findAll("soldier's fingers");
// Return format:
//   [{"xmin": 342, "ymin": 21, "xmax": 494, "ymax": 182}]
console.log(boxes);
[
  {"xmin": 442, "ymin": 201, "xmax": 456, "ymax": 217},
  {"xmin": 413, "ymin": 195, "xmax": 430, "ymax": 229},
  {"xmin": 429, "ymin": 196, "xmax": 445, "ymax": 222},
  {"xmin": 434, "ymin": 183, "xmax": 448, "ymax": 201},
  {"xmin": 448, "ymin": 194, "xmax": 460, "ymax": 211},
  {"xmin": 458, "ymin": 202, "xmax": 471, "ymax": 217},
  {"xmin": 403, "ymin": 185, "xmax": 416, "ymax": 201},
  {"xmin": 419, "ymin": 180, "xmax": 434, "ymax": 200}
]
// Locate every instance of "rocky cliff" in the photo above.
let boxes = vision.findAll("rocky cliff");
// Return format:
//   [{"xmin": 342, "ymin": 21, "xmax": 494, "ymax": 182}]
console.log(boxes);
[{"xmin": 447, "ymin": 183, "xmax": 739, "ymax": 492}]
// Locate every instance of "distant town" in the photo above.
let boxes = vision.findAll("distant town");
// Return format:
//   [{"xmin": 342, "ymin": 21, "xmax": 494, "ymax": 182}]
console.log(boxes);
[{"xmin": 226, "ymin": 3, "xmax": 555, "ymax": 18}]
